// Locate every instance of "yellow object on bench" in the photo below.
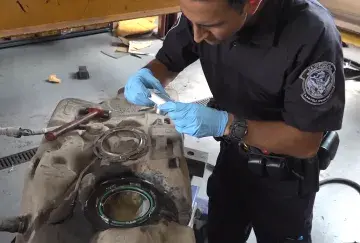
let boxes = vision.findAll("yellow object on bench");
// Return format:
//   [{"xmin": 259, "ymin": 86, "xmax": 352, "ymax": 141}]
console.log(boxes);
[
  {"xmin": 116, "ymin": 17, "xmax": 157, "ymax": 37},
  {"xmin": 340, "ymin": 30, "xmax": 360, "ymax": 47}
]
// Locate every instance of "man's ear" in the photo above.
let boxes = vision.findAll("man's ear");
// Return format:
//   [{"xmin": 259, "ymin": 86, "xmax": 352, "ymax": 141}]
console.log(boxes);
[{"xmin": 247, "ymin": 0, "xmax": 263, "ymax": 15}]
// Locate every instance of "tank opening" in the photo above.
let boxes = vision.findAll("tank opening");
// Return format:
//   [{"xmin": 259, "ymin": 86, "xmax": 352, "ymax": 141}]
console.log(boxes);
[{"xmin": 98, "ymin": 186, "xmax": 156, "ymax": 226}]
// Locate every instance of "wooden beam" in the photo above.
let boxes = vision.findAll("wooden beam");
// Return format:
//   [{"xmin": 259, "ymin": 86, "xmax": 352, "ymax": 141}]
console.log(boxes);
[
  {"xmin": 0, "ymin": 0, "xmax": 180, "ymax": 38},
  {"xmin": 319, "ymin": 0, "xmax": 360, "ymax": 34},
  {"xmin": 336, "ymin": 20, "xmax": 360, "ymax": 36},
  {"xmin": 158, "ymin": 14, "xmax": 179, "ymax": 38}
]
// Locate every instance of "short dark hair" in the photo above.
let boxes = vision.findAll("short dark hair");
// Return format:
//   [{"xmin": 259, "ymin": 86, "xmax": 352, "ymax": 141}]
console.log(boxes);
[
  {"xmin": 193, "ymin": 0, "xmax": 247, "ymax": 12},
  {"xmin": 227, "ymin": 0, "xmax": 247, "ymax": 11}
]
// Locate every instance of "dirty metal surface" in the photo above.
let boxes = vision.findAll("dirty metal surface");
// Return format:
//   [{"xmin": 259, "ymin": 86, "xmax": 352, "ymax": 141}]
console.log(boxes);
[
  {"xmin": 0, "ymin": 146, "xmax": 207, "ymax": 180},
  {"xmin": 12, "ymin": 89, "xmax": 196, "ymax": 243},
  {"xmin": 0, "ymin": 96, "xmax": 213, "ymax": 175}
]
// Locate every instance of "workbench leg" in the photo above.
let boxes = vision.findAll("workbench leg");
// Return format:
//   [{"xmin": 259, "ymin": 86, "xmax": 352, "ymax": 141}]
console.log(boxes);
[{"xmin": 157, "ymin": 13, "xmax": 179, "ymax": 38}]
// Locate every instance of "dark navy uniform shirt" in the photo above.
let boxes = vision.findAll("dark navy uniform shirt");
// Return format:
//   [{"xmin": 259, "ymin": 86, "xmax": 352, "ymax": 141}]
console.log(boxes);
[{"xmin": 156, "ymin": 0, "xmax": 345, "ymax": 132}]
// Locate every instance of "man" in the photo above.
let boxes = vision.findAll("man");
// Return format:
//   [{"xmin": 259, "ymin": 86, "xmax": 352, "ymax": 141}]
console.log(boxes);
[{"xmin": 124, "ymin": 0, "xmax": 345, "ymax": 242}]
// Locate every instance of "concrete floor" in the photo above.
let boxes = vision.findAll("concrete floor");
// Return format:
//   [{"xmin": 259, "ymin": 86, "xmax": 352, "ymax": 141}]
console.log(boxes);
[{"xmin": 0, "ymin": 33, "xmax": 359, "ymax": 242}]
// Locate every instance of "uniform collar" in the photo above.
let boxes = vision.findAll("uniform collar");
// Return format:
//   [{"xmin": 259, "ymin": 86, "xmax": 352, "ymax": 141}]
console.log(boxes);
[{"xmin": 230, "ymin": 0, "xmax": 284, "ymax": 47}]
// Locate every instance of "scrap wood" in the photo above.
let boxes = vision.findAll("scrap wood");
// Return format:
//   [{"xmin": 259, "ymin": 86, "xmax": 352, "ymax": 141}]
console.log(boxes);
[
  {"xmin": 115, "ymin": 46, "xmax": 129, "ymax": 53},
  {"xmin": 114, "ymin": 36, "xmax": 129, "ymax": 53},
  {"xmin": 115, "ymin": 40, "xmax": 152, "ymax": 54},
  {"xmin": 114, "ymin": 35, "xmax": 152, "ymax": 53},
  {"xmin": 100, "ymin": 50, "xmax": 127, "ymax": 59},
  {"xmin": 129, "ymin": 40, "xmax": 152, "ymax": 52},
  {"xmin": 102, "ymin": 36, "xmax": 153, "ymax": 59},
  {"xmin": 118, "ymin": 36, "xmax": 130, "ymax": 46}
]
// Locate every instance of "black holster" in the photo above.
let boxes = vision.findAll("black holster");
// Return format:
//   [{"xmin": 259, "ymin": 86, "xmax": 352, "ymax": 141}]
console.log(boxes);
[
  {"xmin": 318, "ymin": 131, "xmax": 340, "ymax": 170},
  {"xmin": 246, "ymin": 131, "xmax": 340, "ymax": 196}
]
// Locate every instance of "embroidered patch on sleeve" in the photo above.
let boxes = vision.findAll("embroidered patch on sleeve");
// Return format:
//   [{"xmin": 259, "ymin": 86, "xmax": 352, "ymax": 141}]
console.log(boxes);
[{"xmin": 300, "ymin": 61, "xmax": 336, "ymax": 105}]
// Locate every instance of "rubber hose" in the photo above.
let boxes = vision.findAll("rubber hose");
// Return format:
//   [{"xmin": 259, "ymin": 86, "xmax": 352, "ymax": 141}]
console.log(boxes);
[{"xmin": 320, "ymin": 178, "xmax": 360, "ymax": 194}]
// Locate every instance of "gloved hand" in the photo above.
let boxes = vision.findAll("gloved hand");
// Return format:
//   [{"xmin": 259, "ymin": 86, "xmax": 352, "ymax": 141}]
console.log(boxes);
[
  {"xmin": 124, "ymin": 68, "xmax": 167, "ymax": 106},
  {"xmin": 206, "ymin": 98, "xmax": 227, "ymax": 142},
  {"xmin": 158, "ymin": 101, "xmax": 229, "ymax": 138}
]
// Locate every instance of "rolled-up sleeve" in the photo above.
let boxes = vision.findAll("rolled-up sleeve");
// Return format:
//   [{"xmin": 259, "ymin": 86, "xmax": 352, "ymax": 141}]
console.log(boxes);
[
  {"xmin": 282, "ymin": 27, "xmax": 345, "ymax": 132},
  {"xmin": 156, "ymin": 14, "xmax": 199, "ymax": 73}
]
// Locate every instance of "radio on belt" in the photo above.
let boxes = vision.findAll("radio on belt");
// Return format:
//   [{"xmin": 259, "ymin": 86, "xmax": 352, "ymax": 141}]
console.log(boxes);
[{"xmin": 149, "ymin": 90, "xmax": 172, "ymax": 115}]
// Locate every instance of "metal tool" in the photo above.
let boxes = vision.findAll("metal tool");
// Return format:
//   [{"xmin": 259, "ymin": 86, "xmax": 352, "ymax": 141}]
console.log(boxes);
[
  {"xmin": 45, "ymin": 107, "xmax": 111, "ymax": 141},
  {"xmin": 148, "ymin": 91, "xmax": 172, "ymax": 115}
]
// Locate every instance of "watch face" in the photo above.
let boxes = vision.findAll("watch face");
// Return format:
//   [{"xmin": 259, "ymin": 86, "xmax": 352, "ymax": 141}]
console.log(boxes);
[{"xmin": 231, "ymin": 120, "xmax": 247, "ymax": 141}]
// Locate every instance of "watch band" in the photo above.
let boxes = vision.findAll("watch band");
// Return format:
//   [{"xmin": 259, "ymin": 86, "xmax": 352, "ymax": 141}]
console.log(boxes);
[{"xmin": 228, "ymin": 118, "xmax": 248, "ymax": 142}]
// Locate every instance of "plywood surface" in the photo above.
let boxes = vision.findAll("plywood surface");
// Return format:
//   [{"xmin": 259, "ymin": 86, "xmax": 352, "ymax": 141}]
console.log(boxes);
[
  {"xmin": 0, "ymin": 0, "xmax": 180, "ymax": 37},
  {"xmin": 319, "ymin": 0, "xmax": 360, "ymax": 34},
  {"xmin": 320, "ymin": 0, "xmax": 360, "ymax": 17}
]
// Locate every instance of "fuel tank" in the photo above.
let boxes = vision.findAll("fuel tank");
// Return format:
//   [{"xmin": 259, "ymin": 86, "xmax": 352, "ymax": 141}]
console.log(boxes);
[
  {"xmin": 319, "ymin": 0, "xmax": 360, "ymax": 34},
  {"xmin": 14, "ymin": 88, "xmax": 195, "ymax": 243}
]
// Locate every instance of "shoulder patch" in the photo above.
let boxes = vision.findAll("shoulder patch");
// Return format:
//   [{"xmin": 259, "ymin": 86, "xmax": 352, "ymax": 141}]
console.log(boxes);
[{"xmin": 300, "ymin": 61, "xmax": 336, "ymax": 105}]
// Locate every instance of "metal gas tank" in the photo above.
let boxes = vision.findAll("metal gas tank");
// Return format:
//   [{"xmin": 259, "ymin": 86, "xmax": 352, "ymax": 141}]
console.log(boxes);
[{"xmin": 14, "ymin": 88, "xmax": 195, "ymax": 243}]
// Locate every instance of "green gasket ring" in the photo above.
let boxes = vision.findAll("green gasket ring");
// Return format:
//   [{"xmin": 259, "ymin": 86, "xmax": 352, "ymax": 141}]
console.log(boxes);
[{"xmin": 97, "ymin": 185, "xmax": 156, "ymax": 226}]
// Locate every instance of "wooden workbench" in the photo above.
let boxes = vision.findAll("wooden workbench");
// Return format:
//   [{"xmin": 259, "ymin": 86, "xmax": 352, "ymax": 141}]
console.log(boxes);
[{"xmin": 0, "ymin": 0, "xmax": 180, "ymax": 38}]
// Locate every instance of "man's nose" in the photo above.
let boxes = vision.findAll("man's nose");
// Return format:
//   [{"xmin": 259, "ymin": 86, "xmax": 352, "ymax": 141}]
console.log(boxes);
[{"xmin": 193, "ymin": 24, "xmax": 208, "ymax": 43}]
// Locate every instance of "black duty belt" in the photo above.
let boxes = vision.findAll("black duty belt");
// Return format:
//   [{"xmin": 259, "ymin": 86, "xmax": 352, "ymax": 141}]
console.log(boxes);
[
  {"xmin": 240, "ymin": 130, "xmax": 340, "ymax": 175},
  {"xmin": 238, "ymin": 142, "xmax": 322, "ymax": 196},
  {"xmin": 239, "ymin": 142, "xmax": 305, "ymax": 181}
]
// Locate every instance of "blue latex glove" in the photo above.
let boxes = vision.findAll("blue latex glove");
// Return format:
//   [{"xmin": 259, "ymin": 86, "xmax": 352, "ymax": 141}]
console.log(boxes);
[
  {"xmin": 124, "ymin": 68, "xmax": 167, "ymax": 106},
  {"xmin": 158, "ymin": 101, "xmax": 229, "ymax": 138}
]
